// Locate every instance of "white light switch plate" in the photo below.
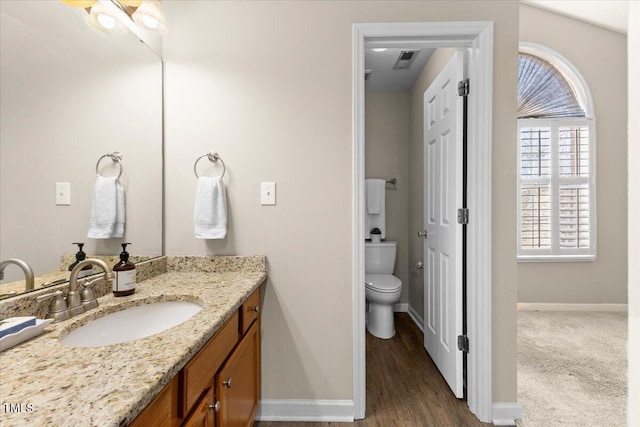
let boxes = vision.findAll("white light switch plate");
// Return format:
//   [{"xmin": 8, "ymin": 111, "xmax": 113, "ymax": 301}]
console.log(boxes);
[
  {"xmin": 55, "ymin": 182, "xmax": 71, "ymax": 205},
  {"xmin": 261, "ymin": 182, "xmax": 276, "ymax": 205}
]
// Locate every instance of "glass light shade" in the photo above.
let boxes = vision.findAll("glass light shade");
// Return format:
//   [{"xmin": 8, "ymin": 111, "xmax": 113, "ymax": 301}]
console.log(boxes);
[
  {"xmin": 131, "ymin": 0, "xmax": 167, "ymax": 33},
  {"xmin": 85, "ymin": 2, "xmax": 128, "ymax": 35},
  {"xmin": 59, "ymin": 0, "xmax": 96, "ymax": 7},
  {"xmin": 119, "ymin": 0, "xmax": 142, "ymax": 6}
]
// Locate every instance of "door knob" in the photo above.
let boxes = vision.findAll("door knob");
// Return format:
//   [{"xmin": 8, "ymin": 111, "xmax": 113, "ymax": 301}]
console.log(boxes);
[
  {"xmin": 223, "ymin": 378, "xmax": 233, "ymax": 388},
  {"xmin": 418, "ymin": 230, "xmax": 428, "ymax": 238}
]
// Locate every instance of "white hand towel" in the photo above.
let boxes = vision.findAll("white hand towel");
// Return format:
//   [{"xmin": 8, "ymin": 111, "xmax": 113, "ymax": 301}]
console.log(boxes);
[
  {"xmin": 87, "ymin": 176, "xmax": 117, "ymax": 239},
  {"xmin": 366, "ymin": 179, "xmax": 385, "ymax": 214},
  {"xmin": 365, "ymin": 179, "xmax": 386, "ymax": 239},
  {"xmin": 112, "ymin": 182, "xmax": 125, "ymax": 238},
  {"xmin": 194, "ymin": 176, "xmax": 227, "ymax": 239}
]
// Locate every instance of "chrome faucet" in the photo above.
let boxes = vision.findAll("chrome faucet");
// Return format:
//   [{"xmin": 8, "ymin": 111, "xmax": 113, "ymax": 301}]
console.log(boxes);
[
  {"xmin": 0, "ymin": 258, "xmax": 35, "ymax": 292},
  {"xmin": 68, "ymin": 259, "xmax": 114, "ymax": 317}
]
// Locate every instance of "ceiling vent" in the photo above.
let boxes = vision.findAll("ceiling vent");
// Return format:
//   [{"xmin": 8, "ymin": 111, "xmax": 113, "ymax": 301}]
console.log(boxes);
[
  {"xmin": 364, "ymin": 69, "xmax": 373, "ymax": 80},
  {"xmin": 393, "ymin": 50, "xmax": 419, "ymax": 70}
]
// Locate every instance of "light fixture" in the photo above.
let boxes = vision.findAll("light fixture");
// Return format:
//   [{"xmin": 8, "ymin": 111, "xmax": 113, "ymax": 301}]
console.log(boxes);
[
  {"xmin": 59, "ymin": 0, "xmax": 96, "ymax": 7},
  {"xmin": 131, "ymin": 0, "xmax": 167, "ymax": 33},
  {"xmin": 60, "ymin": 0, "xmax": 168, "ymax": 34},
  {"xmin": 372, "ymin": 48, "xmax": 388, "ymax": 52},
  {"xmin": 85, "ymin": 1, "xmax": 128, "ymax": 35}
]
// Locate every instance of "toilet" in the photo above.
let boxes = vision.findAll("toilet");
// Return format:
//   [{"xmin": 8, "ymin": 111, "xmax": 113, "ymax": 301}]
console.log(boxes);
[{"xmin": 365, "ymin": 241, "xmax": 402, "ymax": 339}]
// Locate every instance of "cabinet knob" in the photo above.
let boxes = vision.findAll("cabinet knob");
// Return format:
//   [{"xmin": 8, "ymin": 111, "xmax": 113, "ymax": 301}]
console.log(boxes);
[
  {"xmin": 223, "ymin": 378, "xmax": 233, "ymax": 388},
  {"xmin": 418, "ymin": 230, "xmax": 428, "ymax": 238},
  {"xmin": 209, "ymin": 401, "xmax": 221, "ymax": 412},
  {"xmin": 250, "ymin": 305, "xmax": 259, "ymax": 313}
]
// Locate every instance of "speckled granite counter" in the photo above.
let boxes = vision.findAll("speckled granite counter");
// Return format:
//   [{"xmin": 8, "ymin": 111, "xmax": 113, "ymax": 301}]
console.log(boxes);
[
  {"xmin": 0, "ymin": 256, "xmax": 267, "ymax": 427},
  {"xmin": 0, "ymin": 255, "xmax": 156, "ymax": 296}
]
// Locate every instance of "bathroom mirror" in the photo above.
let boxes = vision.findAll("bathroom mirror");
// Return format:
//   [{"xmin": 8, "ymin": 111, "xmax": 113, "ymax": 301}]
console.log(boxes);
[{"xmin": 0, "ymin": 0, "xmax": 163, "ymax": 295}]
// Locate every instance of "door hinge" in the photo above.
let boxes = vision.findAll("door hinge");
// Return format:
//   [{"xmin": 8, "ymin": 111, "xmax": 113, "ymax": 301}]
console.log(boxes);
[
  {"xmin": 457, "ymin": 208, "xmax": 469, "ymax": 224},
  {"xmin": 457, "ymin": 335, "xmax": 469, "ymax": 353},
  {"xmin": 458, "ymin": 79, "xmax": 469, "ymax": 97}
]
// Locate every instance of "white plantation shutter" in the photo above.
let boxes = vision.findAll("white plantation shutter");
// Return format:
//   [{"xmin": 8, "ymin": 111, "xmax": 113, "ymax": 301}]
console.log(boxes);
[
  {"xmin": 517, "ymin": 119, "xmax": 595, "ymax": 260},
  {"xmin": 517, "ymin": 46, "xmax": 596, "ymax": 261},
  {"xmin": 519, "ymin": 127, "xmax": 552, "ymax": 249}
]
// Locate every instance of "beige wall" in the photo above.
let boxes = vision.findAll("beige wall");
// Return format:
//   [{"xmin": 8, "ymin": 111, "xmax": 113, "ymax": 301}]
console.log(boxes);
[
  {"xmin": 628, "ymin": 4, "xmax": 639, "ymax": 425},
  {"xmin": 365, "ymin": 91, "xmax": 410, "ymax": 304},
  {"xmin": 518, "ymin": 5, "xmax": 628, "ymax": 304},
  {"xmin": 163, "ymin": 0, "xmax": 518, "ymax": 405},
  {"xmin": 407, "ymin": 48, "xmax": 457, "ymax": 320}
]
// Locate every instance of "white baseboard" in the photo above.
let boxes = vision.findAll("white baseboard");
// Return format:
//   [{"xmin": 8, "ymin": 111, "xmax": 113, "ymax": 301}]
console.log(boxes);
[
  {"xmin": 256, "ymin": 399, "xmax": 355, "ymax": 422},
  {"xmin": 408, "ymin": 304, "xmax": 424, "ymax": 332},
  {"xmin": 394, "ymin": 302, "xmax": 408, "ymax": 312},
  {"xmin": 492, "ymin": 402, "xmax": 523, "ymax": 425},
  {"xmin": 517, "ymin": 303, "xmax": 628, "ymax": 312}
]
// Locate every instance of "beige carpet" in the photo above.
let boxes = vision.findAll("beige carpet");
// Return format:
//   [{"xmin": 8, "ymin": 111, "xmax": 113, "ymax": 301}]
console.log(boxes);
[{"xmin": 517, "ymin": 311, "xmax": 627, "ymax": 427}]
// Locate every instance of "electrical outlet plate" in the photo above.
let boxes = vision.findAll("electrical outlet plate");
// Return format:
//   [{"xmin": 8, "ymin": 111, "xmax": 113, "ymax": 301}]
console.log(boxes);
[{"xmin": 261, "ymin": 182, "xmax": 276, "ymax": 205}]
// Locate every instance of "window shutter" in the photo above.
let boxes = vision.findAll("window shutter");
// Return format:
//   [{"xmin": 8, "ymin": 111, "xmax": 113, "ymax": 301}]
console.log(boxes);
[{"xmin": 518, "ymin": 54, "xmax": 585, "ymax": 119}]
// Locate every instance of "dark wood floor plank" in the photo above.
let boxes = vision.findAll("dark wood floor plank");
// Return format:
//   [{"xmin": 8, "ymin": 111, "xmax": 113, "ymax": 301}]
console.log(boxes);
[{"xmin": 255, "ymin": 313, "xmax": 491, "ymax": 427}]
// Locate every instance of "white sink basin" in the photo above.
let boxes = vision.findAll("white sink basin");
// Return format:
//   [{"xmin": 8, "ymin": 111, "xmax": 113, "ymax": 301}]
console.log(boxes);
[{"xmin": 60, "ymin": 301, "xmax": 202, "ymax": 347}]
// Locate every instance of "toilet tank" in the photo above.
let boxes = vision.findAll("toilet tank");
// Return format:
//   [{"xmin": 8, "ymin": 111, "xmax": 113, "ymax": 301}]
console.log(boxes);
[{"xmin": 365, "ymin": 241, "xmax": 397, "ymax": 274}]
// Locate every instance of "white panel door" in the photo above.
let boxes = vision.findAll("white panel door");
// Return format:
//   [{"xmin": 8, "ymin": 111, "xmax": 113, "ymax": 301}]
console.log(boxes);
[{"xmin": 423, "ymin": 52, "xmax": 464, "ymax": 398}]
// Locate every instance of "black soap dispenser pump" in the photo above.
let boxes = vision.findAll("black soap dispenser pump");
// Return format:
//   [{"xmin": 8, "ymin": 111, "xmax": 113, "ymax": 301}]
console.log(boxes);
[
  {"xmin": 69, "ymin": 243, "xmax": 92, "ymax": 277},
  {"xmin": 112, "ymin": 243, "xmax": 136, "ymax": 297}
]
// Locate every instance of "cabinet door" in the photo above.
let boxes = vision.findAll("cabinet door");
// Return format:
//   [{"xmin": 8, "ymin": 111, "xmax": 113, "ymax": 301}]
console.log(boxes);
[
  {"xmin": 182, "ymin": 387, "xmax": 215, "ymax": 427},
  {"xmin": 130, "ymin": 376, "xmax": 180, "ymax": 427},
  {"xmin": 215, "ymin": 321, "xmax": 260, "ymax": 427}
]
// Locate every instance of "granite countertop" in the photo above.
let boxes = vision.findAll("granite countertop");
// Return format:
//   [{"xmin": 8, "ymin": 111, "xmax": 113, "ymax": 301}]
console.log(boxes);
[{"xmin": 0, "ymin": 266, "xmax": 267, "ymax": 426}]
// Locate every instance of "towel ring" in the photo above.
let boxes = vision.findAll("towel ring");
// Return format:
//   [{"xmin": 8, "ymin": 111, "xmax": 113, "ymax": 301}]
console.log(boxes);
[
  {"xmin": 96, "ymin": 152, "xmax": 123, "ymax": 179},
  {"xmin": 194, "ymin": 152, "xmax": 226, "ymax": 179}
]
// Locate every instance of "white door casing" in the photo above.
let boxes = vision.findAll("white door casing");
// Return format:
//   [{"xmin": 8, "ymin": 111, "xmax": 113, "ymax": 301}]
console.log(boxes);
[
  {"xmin": 423, "ymin": 51, "xmax": 464, "ymax": 398},
  {"xmin": 353, "ymin": 22, "xmax": 495, "ymax": 423}
]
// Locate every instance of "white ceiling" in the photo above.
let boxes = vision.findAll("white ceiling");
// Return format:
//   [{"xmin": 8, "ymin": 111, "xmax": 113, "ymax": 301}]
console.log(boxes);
[
  {"xmin": 364, "ymin": 1, "xmax": 629, "ymax": 92},
  {"xmin": 365, "ymin": 48, "xmax": 435, "ymax": 92},
  {"xmin": 521, "ymin": 0, "xmax": 629, "ymax": 34}
]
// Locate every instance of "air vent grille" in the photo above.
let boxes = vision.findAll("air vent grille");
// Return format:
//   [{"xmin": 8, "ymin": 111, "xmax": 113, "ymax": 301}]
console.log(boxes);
[{"xmin": 393, "ymin": 50, "xmax": 419, "ymax": 70}]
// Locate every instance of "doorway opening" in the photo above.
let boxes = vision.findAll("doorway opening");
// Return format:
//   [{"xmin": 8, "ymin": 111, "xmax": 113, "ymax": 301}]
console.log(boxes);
[{"xmin": 353, "ymin": 22, "xmax": 494, "ymax": 423}]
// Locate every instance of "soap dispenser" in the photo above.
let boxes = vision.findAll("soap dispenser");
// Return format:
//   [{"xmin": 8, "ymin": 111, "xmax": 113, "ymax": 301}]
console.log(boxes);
[
  {"xmin": 69, "ymin": 243, "xmax": 92, "ymax": 278},
  {"xmin": 112, "ymin": 243, "xmax": 136, "ymax": 297}
]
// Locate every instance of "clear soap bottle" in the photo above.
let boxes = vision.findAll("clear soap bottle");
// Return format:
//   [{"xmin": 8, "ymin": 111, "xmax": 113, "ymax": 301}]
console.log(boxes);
[{"xmin": 112, "ymin": 243, "xmax": 136, "ymax": 297}]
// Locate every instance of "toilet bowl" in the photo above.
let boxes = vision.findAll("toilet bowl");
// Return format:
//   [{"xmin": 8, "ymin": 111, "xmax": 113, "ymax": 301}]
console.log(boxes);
[{"xmin": 365, "ymin": 241, "xmax": 402, "ymax": 339}]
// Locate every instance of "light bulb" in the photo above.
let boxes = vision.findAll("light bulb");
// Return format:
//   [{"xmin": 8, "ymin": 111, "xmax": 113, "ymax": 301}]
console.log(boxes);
[
  {"xmin": 131, "ymin": 0, "xmax": 167, "ymax": 33},
  {"xmin": 97, "ymin": 13, "xmax": 116, "ymax": 30},
  {"xmin": 141, "ymin": 14, "xmax": 159, "ymax": 29},
  {"xmin": 372, "ymin": 48, "xmax": 388, "ymax": 52}
]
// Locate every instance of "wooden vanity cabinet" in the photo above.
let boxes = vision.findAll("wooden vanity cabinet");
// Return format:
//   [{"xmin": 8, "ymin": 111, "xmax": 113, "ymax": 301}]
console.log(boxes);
[
  {"xmin": 215, "ymin": 321, "xmax": 260, "ymax": 427},
  {"xmin": 182, "ymin": 388, "xmax": 215, "ymax": 427},
  {"xmin": 130, "ymin": 375, "xmax": 181, "ymax": 427},
  {"xmin": 131, "ymin": 287, "xmax": 262, "ymax": 427}
]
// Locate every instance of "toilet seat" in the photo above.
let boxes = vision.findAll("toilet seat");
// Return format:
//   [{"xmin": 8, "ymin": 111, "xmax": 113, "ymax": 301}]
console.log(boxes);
[{"xmin": 365, "ymin": 274, "xmax": 402, "ymax": 293}]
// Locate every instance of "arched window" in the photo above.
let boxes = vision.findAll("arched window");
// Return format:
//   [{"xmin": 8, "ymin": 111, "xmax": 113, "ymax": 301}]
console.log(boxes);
[{"xmin": 517, "ymin": 42, "xmax": 596, "ymax": 261}]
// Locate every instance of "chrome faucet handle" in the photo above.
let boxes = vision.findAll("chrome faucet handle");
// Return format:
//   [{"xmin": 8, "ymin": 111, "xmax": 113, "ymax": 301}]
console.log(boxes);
[
  {"xmin": 37, "ymin": 290, "xmax": 69, "ymax": 322},
  {"xmin": 79, "ymin": 277, "xmax": 104, "ymax": 311},
  {"xmin": 66, "ymin": 288, "xmax": 85, "ymax": 317}
]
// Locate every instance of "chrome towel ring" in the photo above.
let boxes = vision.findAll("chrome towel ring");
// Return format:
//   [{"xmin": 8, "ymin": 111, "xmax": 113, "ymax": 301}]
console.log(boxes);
[
  {"xmin": 96, "ymin": 152, "xmax": 123, "ymax": 179},
  {"xmin": 194, "ymin": 152, "xmax": 226, "ymax": 179}
]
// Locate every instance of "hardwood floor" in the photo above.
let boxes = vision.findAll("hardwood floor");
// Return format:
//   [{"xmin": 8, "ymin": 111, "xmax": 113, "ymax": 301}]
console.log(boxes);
[{"xmin": 255, "ymin": 313, "xmax": 491, "ymax": 427}]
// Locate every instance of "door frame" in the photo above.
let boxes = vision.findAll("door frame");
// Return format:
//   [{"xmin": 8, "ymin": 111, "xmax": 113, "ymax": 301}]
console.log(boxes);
[{"xmin": 352, "ymin": 22, "xmax": 494, "ymax": 422}]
